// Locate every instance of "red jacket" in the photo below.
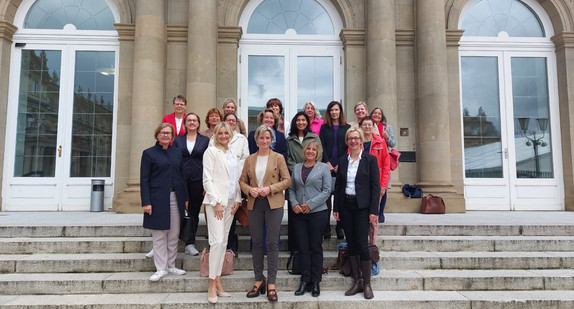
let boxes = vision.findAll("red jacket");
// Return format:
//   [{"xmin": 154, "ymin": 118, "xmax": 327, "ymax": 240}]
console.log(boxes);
[
  {"xmin": 162, "ymin": 113, "xmax": 186, "ymax": 136},
  {"xmin": 367, "ymin": 134, "xmax": 390, "ymax": 189}
]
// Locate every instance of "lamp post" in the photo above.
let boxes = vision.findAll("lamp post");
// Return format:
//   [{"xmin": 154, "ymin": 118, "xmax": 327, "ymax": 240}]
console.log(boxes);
[{"xmin": 517, "ymin": 117, "xmax": 548, "ymax": 177}]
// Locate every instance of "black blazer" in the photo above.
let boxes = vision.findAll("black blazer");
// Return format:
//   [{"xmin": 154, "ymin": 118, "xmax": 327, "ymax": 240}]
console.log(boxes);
[
  {"xmin": 140, "ymin": 142, "xmax": 188, "ymax": 230},
  {"xmin": 320, "ymin": 123, "xmax": 350, "ymax": 166},
  {"xmin": 172, "ymin": 134, "xmax": 210, "ymax": 182},
  {"xmin": 333, "ymin": 151, "xmax": 380, "ymax": 215},
  {"xmin": 247, "ymin": 128, "xmax": 288, "ymax": 163}
]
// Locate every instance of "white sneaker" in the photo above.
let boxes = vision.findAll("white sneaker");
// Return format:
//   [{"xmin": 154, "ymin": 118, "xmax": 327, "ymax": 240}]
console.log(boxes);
[
  {"xmin": 185, "ymin": 244, "xmax": 199, "ymax": 256},
  {"xmin": 168, "ymin": 267, "xmax": 186, "ymax": 275},
  {"xmin": 145, "ymin": 249, "xmax": 154, "ymax": 259},
  {"xmin": 149, "ymin": 270, "xmax": 167, "ymax": 281}
]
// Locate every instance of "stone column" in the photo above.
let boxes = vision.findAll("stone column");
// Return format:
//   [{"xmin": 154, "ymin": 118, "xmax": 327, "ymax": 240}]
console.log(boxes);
[
  {"xmin": 365, "ymin": 0, "xmax": 400, "ymax": 186},
  {"xmin": 340, "ymin": 29, "xmax": 366, "ymax": 119},
  {"xmin": 217, "ymin": 27, "xmax": 242, "ymax": 110},
  {"xmin": 0, "ymin": 22, "xmax": 18, "ymax": 210},
  {"xmin": 415, "ymin": 0, "xmax": 454, "ymax": 193},
  {"xmin": 553, "ymin": 32, "xmax": 574, "ymax": 211},
  {"xmin": 114, "ymin": 0, "xmax": 166, "ymax": 213},
  {"xmin": 187, "ymin": 0, "xmax": 217, "ymax": 118}
]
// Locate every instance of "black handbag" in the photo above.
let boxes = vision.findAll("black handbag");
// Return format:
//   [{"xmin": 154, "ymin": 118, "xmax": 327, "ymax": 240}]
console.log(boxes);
[
  {"xmin": 286, "ymin": 250, "xmax": 302, "ymax": 275},
  {"xmin": 179, "ymin": 210, "xmax": 196, "ymax": 243}
]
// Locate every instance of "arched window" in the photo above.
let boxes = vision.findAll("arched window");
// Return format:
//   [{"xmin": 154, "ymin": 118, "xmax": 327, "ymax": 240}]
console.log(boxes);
[
  {"xmin": 4, "ymin": 0, "xmax": 119, "ymax": 211},
  {"xmin": 24, "ymin": 0, "xmax": 115, "ymax": 30},
  {"xmin": 458, "ymin": 0, "xmax": 562, "ymax": 211},
  {"xmin": 247, "ymin": 0, "xmax": 334, "ymax": 35},
  {"xmin": 461, "ymin": 0, "xmax": 544, "ymax": 37},
  {"xmin": 239, "ymin": 0, "xmax": 343, "ymax": 130}
]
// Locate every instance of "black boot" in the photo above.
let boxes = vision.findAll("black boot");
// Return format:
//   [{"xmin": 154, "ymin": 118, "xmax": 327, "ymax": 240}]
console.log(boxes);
[
  {"xmin": 294, "ymin": 281, "xmax": 310, "ymax": 296},
  {"xmin": 311, "ymin": 282, "xmax": 320, "ymax": 297},
  {"xmin": 344, "ymin": 256, "xmax": 363, "ymax": 296},
  {"xmin": 335, "ymin": 222, "xmax": 344, "ymax": 239},
  {"xmin": 360, "ymin": 260, "xmax": 374, "ymax": 299}
]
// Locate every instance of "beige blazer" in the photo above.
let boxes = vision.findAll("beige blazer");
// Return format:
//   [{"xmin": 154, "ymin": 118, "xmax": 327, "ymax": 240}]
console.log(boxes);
[
  {"xmin": 239, "ymin": 150, "xmax": 291, "ymax": 210},
  {"xmin": 202, "ymin": 146, "xmax": 242, "ymax": 207}
]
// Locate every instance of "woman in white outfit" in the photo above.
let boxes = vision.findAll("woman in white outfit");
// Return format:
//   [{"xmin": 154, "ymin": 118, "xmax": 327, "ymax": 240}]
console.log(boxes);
[{"xmin": 202, "ymin": 122, "xmax": 242, "ymax": 303}]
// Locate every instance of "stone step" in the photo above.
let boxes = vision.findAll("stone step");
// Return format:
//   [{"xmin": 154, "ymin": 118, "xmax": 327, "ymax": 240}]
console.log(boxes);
[
  {"xmin": 1, "ymin": 269, "xmax": 573, "ymax": 295},
  {"xmin": 381, "ymin": 251, "xmax": 574, "ymax": 270},
  {"xmin": 1, "ymin": 290, "xmax": 574, "ymax": 308},
  {"xmin": 3, "ymin": 223, "xmax": 574, "ymax": 238},
  {"xmin": 0, "ymin": 252, "xmax": 339, "ymax": 273},
  {"xmin": 3, "ymin": 235, "xmax": 574, "ymax": 254}
]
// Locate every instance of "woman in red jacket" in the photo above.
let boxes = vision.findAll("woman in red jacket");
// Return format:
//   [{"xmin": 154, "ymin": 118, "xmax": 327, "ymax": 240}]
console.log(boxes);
[{"xmin": 359, "ymin": 116, "xmax": 390, "ymax": 245}]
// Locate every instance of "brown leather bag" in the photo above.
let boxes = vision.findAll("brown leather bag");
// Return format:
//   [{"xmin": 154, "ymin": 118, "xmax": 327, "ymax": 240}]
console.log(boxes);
[
  {"xmin": 421, "ymin": 194, "xmax": 445, "ymax": 214},
  {"xmin": 199, "ymin": 248, "xmax": 235, "ymax": 277}
]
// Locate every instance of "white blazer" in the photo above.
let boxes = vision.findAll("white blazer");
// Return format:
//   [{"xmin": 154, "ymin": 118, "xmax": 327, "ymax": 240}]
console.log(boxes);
[
  {"xmin": 202, "ymin": 146, "xmax": 242, "ymax": 207},
  {"xmin": 209, "ymin": 132, "xmax": 249, "ymax": 174}
]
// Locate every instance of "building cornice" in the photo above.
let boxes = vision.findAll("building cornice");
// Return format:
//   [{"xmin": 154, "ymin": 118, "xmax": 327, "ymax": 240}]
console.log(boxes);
[
  {"xmin": 446, "ymin": 30, "xmax": 465, "ymax": 47},
  {"xmin": 396, "ymin": 29, "xmax": 415, "ymax": 47},
  {"xmin": 552, "ymin": 32, "xmax": 574, "ymax": 51},
  {"xmin": 218, "ymin": 26, "xmax": 242, "ymax": 45},
  {"xmin": 340, "ymin": 29, "xmax": 365, "ymax": 48},
  {"xmin": 0, "ymin": 22, "xmax": 18, "ymax": 42},
  {"xmin": 114, "ymin": 23, "xmax": 135, "ymax": 42},
  {"xmin": 167, "ymin": 25, "xmax": 187, "ymax": 43}
]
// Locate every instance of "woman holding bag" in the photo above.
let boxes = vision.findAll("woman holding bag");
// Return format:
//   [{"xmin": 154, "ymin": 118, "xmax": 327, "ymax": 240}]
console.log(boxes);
[{"xmin": 202, "ymin": 122, "xmax": 242, "ymax": 304}]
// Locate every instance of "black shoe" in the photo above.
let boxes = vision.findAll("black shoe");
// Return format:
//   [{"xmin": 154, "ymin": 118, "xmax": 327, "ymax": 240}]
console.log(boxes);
[
  {"xmin": 294, "ymin": 281, "xmax": 310, "ymax": 296},
  {"xmin": 311, "ymin": 282, "xmax": 320, "ymax": 297},
  {"xmin": 336, "ymin": 228, "xmax": 344, "ymax": 240},
  {"xmin": 323, "ymin": 233, "xmax": 331, "ymax": 240},
  {"xmin": 378, "ymin": 216, "xmax": 385, "ymax": 223}
]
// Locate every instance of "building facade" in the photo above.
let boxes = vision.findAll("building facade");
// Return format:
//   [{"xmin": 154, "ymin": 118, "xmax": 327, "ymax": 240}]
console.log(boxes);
[{"xmin": 0, "ymin": 0, "xmax": 573, "ymax": 213}]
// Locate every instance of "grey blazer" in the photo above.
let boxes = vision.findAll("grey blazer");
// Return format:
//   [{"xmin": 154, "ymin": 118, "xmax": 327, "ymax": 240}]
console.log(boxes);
[{"xmin": 288, "ymin": 162, "xmax": 332, "ymax": 213}]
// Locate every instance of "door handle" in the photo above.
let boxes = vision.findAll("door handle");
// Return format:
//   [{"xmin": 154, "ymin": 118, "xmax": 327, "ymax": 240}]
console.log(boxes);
[
  {"xmin": 504, "ymin": 148, "xmax": 508, "ymax": 159},
  {"xmin": 58, "ymin": 145, "xmax": 62, "ymax": 157}
]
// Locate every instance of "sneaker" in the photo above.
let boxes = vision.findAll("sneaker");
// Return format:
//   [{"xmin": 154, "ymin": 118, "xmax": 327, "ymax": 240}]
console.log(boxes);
[
  {"xmin": 167, "ymin": 267, "xmax": 186, "ymax": 275},
  {"xmin": 185, "ymin": 244, "xmax": 199, "ymax": 256},
  {"xmin": 145, "ymin": 249, "xmax": 154, "ymax": 259},
  {"xmin": 149, "ymin": 270, "xmax": 167, "ymax": 281}
]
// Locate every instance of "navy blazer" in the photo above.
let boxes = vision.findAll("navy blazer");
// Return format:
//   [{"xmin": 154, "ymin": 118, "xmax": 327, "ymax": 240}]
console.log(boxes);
[
  {"xmin": 333, "ymin": 151, "xmax": 380, "ymax": 216},
  {"xmin": 247, "ymin": 129, "xmax": 288, "ymax": 163},
  {"xmin": 140, "ymin": 142, "xmax": 188, "ymax": 230},
  {"xmin": 172, "ymin": 134, "xmax": 210, "ymax": 182},
  {"xmin": 320, "ymin": 123, "xmax": 350, "ymax": 167}
]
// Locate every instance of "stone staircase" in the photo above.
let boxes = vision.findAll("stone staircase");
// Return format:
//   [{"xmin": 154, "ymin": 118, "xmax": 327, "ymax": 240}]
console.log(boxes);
[{"xmin": 1, "ymin": 218, "xmax": 574, "ymax": 308}]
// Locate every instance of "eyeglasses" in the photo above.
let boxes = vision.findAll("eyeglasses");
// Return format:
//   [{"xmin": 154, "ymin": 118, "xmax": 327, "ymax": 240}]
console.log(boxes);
[
  {"xmin": 347, "ymin": 137, "xmax": 361, "ymax": 141},
  {"xmin": 186, "ymin": 119, "xmax": 198, "ymax": 123},
  {"xmin": 159, "ymin": 131, "xmax": 172, "ymax": 136},
  {"xmin": 226, "ymin": 119, "xmax": 237, "ymax": 123},
  {"xmin": 361, "ymin": 123, "xmax": 373, "ymax": 127},
  {"xmin": 173, "ymin": 103, "xmax": 186, "ymax": 107}
]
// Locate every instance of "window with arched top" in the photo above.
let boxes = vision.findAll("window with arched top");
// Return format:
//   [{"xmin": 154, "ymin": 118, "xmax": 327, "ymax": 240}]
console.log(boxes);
[
  {"xmin": 458, "ymin": 0, "xmax": 563, "ymax": 211},
  {"xmin": 4, "ymin": 0, "xmax": 119, "ymax": 211},
  {"xmin": 24, "ymin": 0, "xmax": 115, "ymax": 30},
  {"xmin": 247, "ymin": 0, "xmax": 334, "ymax": 35},
  {"xmin": 239, "ymin": 0, "xmax": 343, "ymax": 131}
]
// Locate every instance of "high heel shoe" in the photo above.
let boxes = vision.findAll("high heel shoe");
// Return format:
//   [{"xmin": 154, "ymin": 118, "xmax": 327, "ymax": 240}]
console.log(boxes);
[
  {"xmin": 207, "ymin": 289, "xmax": 218, "ymax": 304},
  {"xmin": 246, "ymin": 280, "xmax": 266, "ymax": 298},
  {"xmin": 267, "ymin": 284, "xmax": 278, "ymax": 302},
  {"xmin": 216, "ymin": 290, "xmax": 231, "ymax": 297}
]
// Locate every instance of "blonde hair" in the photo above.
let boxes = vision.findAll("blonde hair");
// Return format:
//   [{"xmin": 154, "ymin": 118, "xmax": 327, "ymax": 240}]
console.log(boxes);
[
  {"xmin": 222, "ymin": 99, "xmax": 236, "ymax": 110},
  {"xmin": 354, "ymin": 101, "xmax": 368, "ymax": 113},
  {"xmin": 254, "ymin": 124, "xmax": 274, "ymax": 141},
  {"xmin": 345, "ymin": 127, "xmax": 365, "ymax": 146},
  {"xmin": 257, "ymin": 108, "xmax": 279, "ymax": 130},
  {"xmin": 302, "ymin": 139, "xmax": 323, "ymax": 162},
  {"xmin": 213, "ymin": 122, "xmax": 234, "ymax": 150}
]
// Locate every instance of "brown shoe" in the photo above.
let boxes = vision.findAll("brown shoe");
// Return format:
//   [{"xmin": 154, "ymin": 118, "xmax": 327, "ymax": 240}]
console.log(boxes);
[
  {"xmin": 344, "ymin": 256, "xmax": 363, "ymax": 296},
  {"xmin": 246, "ymin": 280, "xmax": 266, "ymax": 298},
  {"xmin": 267, "ymin": 285, "xmax": 278, "ymax": 302}
]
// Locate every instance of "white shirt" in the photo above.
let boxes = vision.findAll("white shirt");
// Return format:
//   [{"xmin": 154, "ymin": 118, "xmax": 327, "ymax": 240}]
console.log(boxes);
[
  {"xmin": 175, "ymin": 117, "xmax": 183, "ymax": 134},
  {"xmin": 225, "ymin": 150, "xmax": 238, "ymax": 199},
  {"xmin": 186, "ymin": 139, "xmax": 195, "ymax": 155},
  {"xmin": 345, "ymin": 150, "xmax": 363, "ymax": 195},
  {"xmin": 256, "ymin": 155, "xmax": 269, "ymax": 189}
]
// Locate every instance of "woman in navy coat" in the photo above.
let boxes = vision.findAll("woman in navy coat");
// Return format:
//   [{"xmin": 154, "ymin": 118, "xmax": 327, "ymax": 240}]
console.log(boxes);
[
  {"xmin": 141, "ymin": 123, "xmax": 188, "ymax": 281},
  {"xmin": 173, "ymin": 112, "xmax": 210, "ymax": 256}
]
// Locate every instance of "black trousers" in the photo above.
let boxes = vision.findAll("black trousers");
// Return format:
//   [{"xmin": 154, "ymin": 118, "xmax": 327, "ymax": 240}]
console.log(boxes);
[
  {"xmin": 184, "ymin": 179, "xmax": 203, "ymax": 245},
  {"xmin": 293, "ymin": 209, "xmax": 328, "ymax": 283},
  {"xmin": 340, "ymin": 197, "xmax": 370, "ymax": 261}
]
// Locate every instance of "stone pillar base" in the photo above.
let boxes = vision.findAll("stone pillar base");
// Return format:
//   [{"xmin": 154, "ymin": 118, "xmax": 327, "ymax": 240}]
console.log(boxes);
[{"xmin": 113, "ymin": 182, "xmax": 142, "ymax": 214}]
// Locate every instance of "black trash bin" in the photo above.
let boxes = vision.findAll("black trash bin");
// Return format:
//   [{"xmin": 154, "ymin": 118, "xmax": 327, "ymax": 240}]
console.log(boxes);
[{"xmin": 90, "ymin": 179, "xmax": 105, "ymax": 212}]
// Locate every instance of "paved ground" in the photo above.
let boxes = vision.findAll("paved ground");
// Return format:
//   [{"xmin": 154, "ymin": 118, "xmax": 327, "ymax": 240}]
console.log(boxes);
[{"xmin": 1, "ymin": 210, "xmax": 573, "ymax": 226}]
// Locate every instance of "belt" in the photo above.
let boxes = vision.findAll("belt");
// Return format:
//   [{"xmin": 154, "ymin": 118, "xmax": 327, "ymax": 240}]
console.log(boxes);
[{"xmin": 345, "ymin": 194, "xmax": 356, "ymax": 200}]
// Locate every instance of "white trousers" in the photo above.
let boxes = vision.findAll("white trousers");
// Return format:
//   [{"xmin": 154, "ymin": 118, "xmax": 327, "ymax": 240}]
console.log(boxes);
[
  {"xmin": 205, "ymin": 198, "xmax": 235, "ymax": 279},
  {"xmin": 151, "ymin": 192, "xmax": 180, "ymax": 271}
]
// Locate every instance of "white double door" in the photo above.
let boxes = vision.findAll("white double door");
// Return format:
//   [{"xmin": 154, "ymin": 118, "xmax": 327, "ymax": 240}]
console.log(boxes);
[
  {"xmin": 3, "ymin": 43, "xmax": 117, "ymax": 211},
  {"xmin": 239, "ymin": 44, "xmax": 342, "ymax": 131},
  {"xmin": 461, "ymin": 50, "xmax": 563, "ymax": 210}
]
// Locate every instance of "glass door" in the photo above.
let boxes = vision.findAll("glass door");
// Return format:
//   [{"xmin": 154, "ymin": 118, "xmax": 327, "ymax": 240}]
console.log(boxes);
[
  {"xmin": 461, "ymin": 52, "xmax": 562, "ymax": 210},
  {"xmin": 4, "ymin": 45, "xmax": 117, "ymax": 211},
  {"xmin": 240, "ymin": 45, "xmax": 341, "ymax": 132}
]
